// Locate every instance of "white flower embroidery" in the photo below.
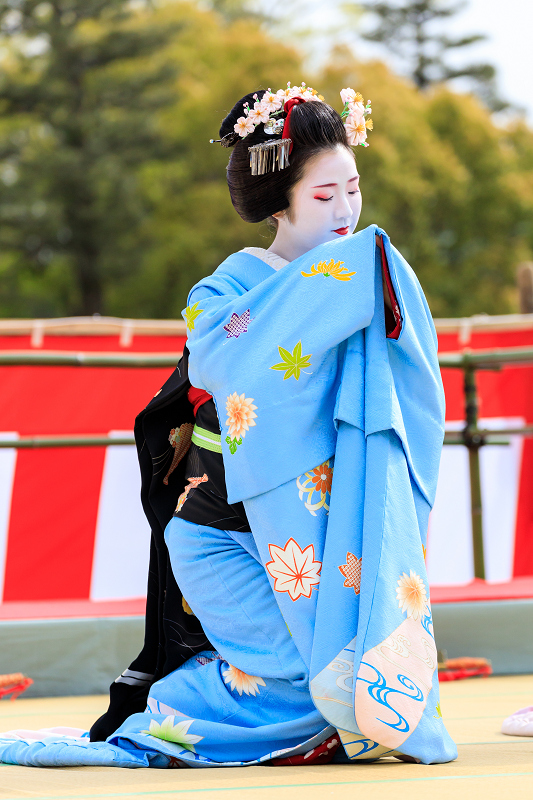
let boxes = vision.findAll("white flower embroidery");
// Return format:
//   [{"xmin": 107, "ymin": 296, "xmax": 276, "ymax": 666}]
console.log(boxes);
[
  {"xmin": 396, "ymin": 570, "xmax": 428, "ymax": 621},
  {"xmin": 222, "ymin": 664, "xmax": 266, "ymax": 696},
  {"xmin": 225, "ymin": 392, "xmax": 257, "ymax": 440},
  {"xmin": 266, "ymin": 537, "xmax": 322, "ymax": 601},
  {"xmin": 143, "ymin": 716, "xmax": 203, "ymax": 752}
]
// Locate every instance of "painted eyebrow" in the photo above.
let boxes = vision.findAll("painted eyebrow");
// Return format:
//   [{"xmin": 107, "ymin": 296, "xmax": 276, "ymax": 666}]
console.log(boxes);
[{"xmin": 311, "ymin": 176, "xmax": 359, "ymax": 188}]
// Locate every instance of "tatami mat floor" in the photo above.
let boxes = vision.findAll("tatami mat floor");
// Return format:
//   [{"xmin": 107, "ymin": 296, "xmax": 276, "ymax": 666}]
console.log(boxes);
[{"xmin": 0, "ymin": 674, "xmax": 532, "ymax": 800}]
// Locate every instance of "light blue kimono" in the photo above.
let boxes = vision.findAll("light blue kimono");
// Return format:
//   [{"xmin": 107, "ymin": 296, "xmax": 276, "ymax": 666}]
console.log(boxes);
[{"xmin": 0, "ymin": 225, "xmax": 457, "ymax": 768}]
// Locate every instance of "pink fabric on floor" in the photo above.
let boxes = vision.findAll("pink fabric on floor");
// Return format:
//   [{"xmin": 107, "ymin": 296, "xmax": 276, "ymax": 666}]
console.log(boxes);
[{"xmin": 501, "ymin": 707, "xmax": 533, "ymax": 736}]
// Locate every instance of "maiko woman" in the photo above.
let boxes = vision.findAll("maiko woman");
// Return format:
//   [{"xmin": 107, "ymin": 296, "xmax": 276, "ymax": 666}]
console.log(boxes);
[{"xmin": 0, "ymin": 84, "xmax": 457, "ymax": 769}]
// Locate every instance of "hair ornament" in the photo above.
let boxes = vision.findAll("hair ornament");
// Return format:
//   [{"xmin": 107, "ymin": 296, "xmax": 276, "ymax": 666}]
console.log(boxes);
[
  {"xmin": 242, "ymin": 82, "xmax": 324, "ymax": 176},
  {"xmin": 211, "ymin": 82, "xmax": 373, "ymax": 176},
  {"xmin": 249, "ymin": 139, "xmax": 291, "ymax": 176},
  {"xmin": 209, "ymin": 131, "xmax": 240, "ymax": 147},
  {"xmin": 339, "ymin": 88, "xmax": 373, "ymax": 147}
]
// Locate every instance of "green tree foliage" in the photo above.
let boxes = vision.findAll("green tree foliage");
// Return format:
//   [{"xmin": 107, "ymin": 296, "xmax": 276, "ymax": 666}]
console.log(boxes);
[
  {"xmin": 357, "ymin": 0, "xmax": 504, "ymax": 110},
  {"xmin": 0, "ymin": 0, "xmax": 532, "ymax": 320},
  {"xmin": 0, "ymin": 0, "xmax": 179, "ymax": 315},
  {"xmin": 322, "ymin": 52, "xmax": 533, "ymax": 316},
  {"xmin": 105, "ymin": 0, "xmax": 300, "ymax": 319}
]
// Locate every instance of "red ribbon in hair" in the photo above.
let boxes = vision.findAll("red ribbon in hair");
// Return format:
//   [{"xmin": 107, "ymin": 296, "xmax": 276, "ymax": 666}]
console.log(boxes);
[{"xmin": 282, "ymin": 96, "xmax": 307, "ymax": 154}]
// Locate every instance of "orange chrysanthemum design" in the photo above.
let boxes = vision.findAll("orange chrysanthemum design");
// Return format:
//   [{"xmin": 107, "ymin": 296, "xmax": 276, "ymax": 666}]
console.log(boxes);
[
  {"xmin": 396, "ymin": 570, "xmax": 428, "ymax": 621},
  {"xmin": 338, "ymin": 552, "xmax": 362, "ymax": 594},
  {"xmin": 311, "ymin": 462, "xmax": 333, "ymax": 495},
  {"xmin": 222, "ymin": 664, "xmax": 266, "ymax": 697},
  {"xmin": 266, "ymin": 537, "xmax": 322, "ymax": 601},
  {"xmin": 296, "ymin": 458, "xmax": 333, "ymax": 516},
  {"xmin": 225, "ymin": 392, "xmax": 257, "ymax": 441}
]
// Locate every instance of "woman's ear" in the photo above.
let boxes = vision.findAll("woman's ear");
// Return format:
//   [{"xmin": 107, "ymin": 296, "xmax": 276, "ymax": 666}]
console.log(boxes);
[{"xmin": 271, "ymin": 209, "xmax": 286, "ymax": 221}]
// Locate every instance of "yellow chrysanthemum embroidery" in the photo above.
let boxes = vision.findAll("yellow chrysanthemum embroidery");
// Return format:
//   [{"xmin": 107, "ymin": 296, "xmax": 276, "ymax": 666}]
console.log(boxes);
[
  {"xmin": 183, "ymin": 302, "xmax": 203, "ymax": 330},
  {"xmin": 301, "ymin": 259, "xmax": 356, "ymax": 281}
]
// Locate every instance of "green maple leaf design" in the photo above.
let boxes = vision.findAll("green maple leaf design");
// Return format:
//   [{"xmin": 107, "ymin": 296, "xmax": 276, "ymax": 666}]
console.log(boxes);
[
  {"xmin": 183, "ymin": 302, "xmax": 203, "ymax": 331},
  {"xmin": 270, "ymin": 340, "xmax": 312, "ymax": 380}
]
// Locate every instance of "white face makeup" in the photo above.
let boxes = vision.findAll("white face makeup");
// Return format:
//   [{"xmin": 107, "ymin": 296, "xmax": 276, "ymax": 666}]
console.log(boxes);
[{"xmin": 269, "ymin": 145, "xmax": 362, "ymax": 262}]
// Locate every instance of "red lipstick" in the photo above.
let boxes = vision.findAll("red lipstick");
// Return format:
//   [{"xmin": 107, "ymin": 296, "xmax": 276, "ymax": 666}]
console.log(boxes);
[{"xmin": 333, "ymin": 226, "xmax": 349, "ymax": 235}]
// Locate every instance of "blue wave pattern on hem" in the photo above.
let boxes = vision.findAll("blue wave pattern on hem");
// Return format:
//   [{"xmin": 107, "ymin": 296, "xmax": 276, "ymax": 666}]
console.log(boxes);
[{"xmin": 357, "ymin": 663, "xmax": 424, "ymax": 733}]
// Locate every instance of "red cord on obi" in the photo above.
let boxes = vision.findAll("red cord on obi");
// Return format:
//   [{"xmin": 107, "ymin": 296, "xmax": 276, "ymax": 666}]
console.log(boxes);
[{"xmin": 188, "ymin": 386, "xmax": 212, "ymax": 416}]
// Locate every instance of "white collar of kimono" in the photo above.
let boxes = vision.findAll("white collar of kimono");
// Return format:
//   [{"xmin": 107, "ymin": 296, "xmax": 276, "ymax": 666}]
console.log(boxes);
[{"xmin": 240, "ymin": 247, "xmax": 289, "ymax": 271}]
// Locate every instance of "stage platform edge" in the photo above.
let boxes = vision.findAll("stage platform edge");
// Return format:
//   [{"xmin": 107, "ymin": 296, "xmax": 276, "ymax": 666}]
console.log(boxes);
[{"xmin": 1, "ymin": 598, "xmax": 532, "ymax": 697}]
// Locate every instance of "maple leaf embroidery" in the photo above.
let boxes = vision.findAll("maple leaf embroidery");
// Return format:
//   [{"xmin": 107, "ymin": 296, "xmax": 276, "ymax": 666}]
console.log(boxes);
[
  {"xmin": 338, "ymin": 552, "xmax": 362, "ymax": 594},
  {"xmin": 223, "ymin": 309, "xmax": 251, "ymax": 339},
  {"xmin": 301, "ymin": 258, "xmax": 356, "ymax": 281},
  {"xmin": 265, "ymin": 538, "xmax": 322, "ymax": 601},
  {"xmin": 183, "ymin": 302, "xmax": 203, "ymax": 331},
  {"xmin": 270, "ymin": 341, "xmax": 312, "ymax": 380}
]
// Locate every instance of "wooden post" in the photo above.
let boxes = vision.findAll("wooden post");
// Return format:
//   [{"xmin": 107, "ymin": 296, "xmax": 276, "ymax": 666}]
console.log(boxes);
[
  {"xmin": 463, "ymin": 364, "xmax": 485, "ymax": 580},
  {"xmin": 517, "ymin": 262, "xmax": 533, "ymax": 314}
]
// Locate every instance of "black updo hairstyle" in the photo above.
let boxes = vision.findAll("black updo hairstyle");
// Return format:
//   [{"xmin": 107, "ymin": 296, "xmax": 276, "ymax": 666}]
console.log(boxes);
[{"xmin": 221, "ymin": 90, "xmax": 353, "ymax": 224}]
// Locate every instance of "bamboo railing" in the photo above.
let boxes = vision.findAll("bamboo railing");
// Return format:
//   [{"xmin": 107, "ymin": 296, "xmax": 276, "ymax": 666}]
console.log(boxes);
[{"xmin": 2, "ymin": 344, "xmax": 533, "ymax": 579}]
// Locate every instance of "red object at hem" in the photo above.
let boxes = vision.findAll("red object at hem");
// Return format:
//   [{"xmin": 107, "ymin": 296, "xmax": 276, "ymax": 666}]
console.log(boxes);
[
  {"xmin": 269, "ymin": 733, "xmax": 340, "ymax": 765},
  {"xmin": 438, "ymin": 665, "xmax": 492, "ymax": 682}
]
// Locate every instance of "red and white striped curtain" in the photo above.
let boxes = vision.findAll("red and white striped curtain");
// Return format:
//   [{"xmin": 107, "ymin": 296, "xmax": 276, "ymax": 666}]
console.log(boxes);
[{"xmin": 1, "ymin": 319, "xmax": 533, "ymax": 604}]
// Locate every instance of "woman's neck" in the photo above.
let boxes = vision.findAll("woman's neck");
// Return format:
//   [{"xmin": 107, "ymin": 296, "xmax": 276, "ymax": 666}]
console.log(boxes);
[{"xmin": 267, "ymin": 229, "xmax": 309, "ymax": 264}]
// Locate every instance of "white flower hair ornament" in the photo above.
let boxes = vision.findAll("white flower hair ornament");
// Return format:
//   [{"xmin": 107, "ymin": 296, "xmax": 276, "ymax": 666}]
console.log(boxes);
[
  {"xmin": 209, "ymin": 82, "xmax": 373, "ymax": 175},
  {"xmin": 339, "ymin": 88, "xmax": 373, "ymax": 147}
]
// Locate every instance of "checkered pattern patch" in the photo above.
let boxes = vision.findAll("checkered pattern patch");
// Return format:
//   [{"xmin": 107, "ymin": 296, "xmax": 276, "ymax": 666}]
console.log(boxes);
[
  {"xmin": 223, "ymin": 309, "xmax": 251, "ymax": 339},
  {"xmin": 338, "ymin": 552, "xmax": 362, "ymax": 594}
]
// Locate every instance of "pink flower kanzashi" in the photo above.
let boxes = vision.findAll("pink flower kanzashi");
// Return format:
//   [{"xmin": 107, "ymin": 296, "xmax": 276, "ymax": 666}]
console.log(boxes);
[
  {"xmin": 340, "ymin": 87, "xmax": 363, "ymax": 106},
  {"xmin": 266, "ymin": 537, "xmax": 322, "ymax": 601},
  {"xmin": 277, "ymin": 85, "xmax": 300, "ymax": 102},
  {"xmin": 225, "ymin": 392, "xmax": 257, "ymax": 440},
  {"xmin": 344, "ymin": 112, "xmax": 368, "ymax": 146},
  {"xmin": 260, "ymin": 91, "xmax": 282, "ymax": 114},
  {"xmin": 234, "ymin": 115, "xmax": 255, "ymax": 137},
  {"xmin": 247, "ymin": 102, "xmax": 270, "ymax": 125},
  {"xmin": 222, "ymin": 664, "xmax": 266, "ymax": 696}
]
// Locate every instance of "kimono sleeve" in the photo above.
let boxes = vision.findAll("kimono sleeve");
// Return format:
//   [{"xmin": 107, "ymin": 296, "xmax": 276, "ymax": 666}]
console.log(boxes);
[
  {"xmin": 183, "ymin": 227, "xmax": 380, "ymax": 501},
  {"xmin": 185, "ymin": 226, "xmax": 377, "ymax": 400}
]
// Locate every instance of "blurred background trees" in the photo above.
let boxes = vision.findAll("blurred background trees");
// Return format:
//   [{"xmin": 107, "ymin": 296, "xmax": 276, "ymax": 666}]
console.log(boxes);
[
  {"xmin": 357, "ymin": 0, "xmax": 505, "ymax": 109},
  {"xmin": 0, "ymin": 0, "xmax": 532, "ymax": 319}
]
